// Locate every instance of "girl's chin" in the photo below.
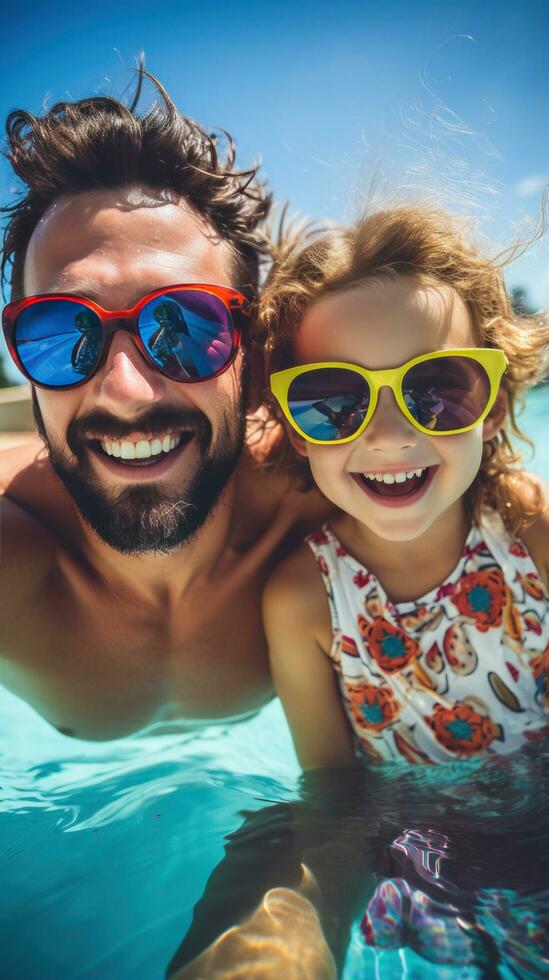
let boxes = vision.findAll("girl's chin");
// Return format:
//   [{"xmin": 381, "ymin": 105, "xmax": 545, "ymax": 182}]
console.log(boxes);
[
  {"xmin": 324, "ymin": 493, "xmax": 439, "ymax": 542},
  {"xmin": 365, "ymin": 518, "xmax": 437, "ymax": 543},
  {"xmin": 351, "ymin": 494, "xmax": 470, "ymax": 544}
]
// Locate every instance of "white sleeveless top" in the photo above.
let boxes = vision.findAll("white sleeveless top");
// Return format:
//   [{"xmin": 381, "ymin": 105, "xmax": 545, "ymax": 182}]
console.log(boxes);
[{"xmin": 306, "ymin": 511, "xmax": 549, "ymax": 764}]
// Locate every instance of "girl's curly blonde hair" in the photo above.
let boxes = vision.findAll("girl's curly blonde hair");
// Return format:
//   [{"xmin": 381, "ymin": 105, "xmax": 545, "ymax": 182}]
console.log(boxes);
[{"xmin": 256, "ymin": 204, "xmax": 548, "ymax": 535}]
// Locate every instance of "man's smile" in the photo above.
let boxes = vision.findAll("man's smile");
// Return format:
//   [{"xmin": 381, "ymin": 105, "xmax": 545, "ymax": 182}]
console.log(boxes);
[
  {"xmin": 99, "ymin": 433, "xmax": 181, "ymax": 459},
  {"xmin": 87, "ymin": 432, "xmax": 195, "ymax": 479}
]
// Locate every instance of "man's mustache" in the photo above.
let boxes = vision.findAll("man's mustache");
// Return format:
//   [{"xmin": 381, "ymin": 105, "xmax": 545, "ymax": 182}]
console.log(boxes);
[
  {"xmin": 67, "ymin": 405, "xmax": 212, "ymax": 456},
  {"xmin": 67, "ymin": 405, "xmax": 212, "ymax": 448}
]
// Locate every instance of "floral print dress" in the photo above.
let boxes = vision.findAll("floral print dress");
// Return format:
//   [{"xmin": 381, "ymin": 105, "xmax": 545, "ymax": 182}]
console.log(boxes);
[{"xmin": 306, "ymin": 510, "xmax": 549, "ymax": 764}]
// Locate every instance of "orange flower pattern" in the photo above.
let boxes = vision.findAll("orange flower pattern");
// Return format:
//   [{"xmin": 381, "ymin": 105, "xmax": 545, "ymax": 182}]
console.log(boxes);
[
  {"xmin": 451, "ymin": 568, "xmax": 507, "ymax": 631},
  {"xmin": 426, "ymin": 702, "xmax": 502, "ymax": 756},
  {"xmin": 345, "ymin": 681, "xmax": 402, "ymax": 732},
  {"xmin": 358, "ymin": 616, "xmax": 420, "ymax": 673},
  {"xmin": 308, "ymin": 511, "xmax": 549, "ymax": 764}
]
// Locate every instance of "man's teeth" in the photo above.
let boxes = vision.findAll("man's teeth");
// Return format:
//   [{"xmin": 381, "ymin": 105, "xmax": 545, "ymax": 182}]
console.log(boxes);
[
  {"xmin": 364, "ymin": 467, "xmax": 426, "ymax": 484},
  {"xmin": 100, "ymin": 434, "xmax": 181, "ymax": 459}
]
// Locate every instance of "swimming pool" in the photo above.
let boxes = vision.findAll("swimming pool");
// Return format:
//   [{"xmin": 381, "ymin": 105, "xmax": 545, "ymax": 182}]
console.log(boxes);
[{"xmin": 1, "ymin": 386, "xmax": 547, "ymax": 979}]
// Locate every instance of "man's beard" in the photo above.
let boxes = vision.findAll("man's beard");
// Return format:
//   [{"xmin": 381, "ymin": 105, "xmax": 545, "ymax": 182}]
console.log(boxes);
[{"xmin": 31, "ymin": 388, "xmax": 246, "ymax": 556}]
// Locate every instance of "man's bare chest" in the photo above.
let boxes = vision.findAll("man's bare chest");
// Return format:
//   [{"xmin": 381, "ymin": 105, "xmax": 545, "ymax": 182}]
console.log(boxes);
[{"xmin": 2, "ymin": 566, "xmax": 274, "ymax": 740}]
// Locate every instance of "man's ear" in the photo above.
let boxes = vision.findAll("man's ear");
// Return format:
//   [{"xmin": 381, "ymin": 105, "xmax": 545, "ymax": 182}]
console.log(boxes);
[{"xmin": 482, "ymin": 388, "xmax": 508, "ymax": 441}]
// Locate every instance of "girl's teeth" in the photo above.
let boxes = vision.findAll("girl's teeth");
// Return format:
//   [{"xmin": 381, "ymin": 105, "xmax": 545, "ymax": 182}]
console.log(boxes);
[
  {"xmin": 162, "ymin": 435, "xmax": 172, "ymax": 453},
  {"xmin": 365, "ymin": 467, "xmax": 427, "ymax": 484}
]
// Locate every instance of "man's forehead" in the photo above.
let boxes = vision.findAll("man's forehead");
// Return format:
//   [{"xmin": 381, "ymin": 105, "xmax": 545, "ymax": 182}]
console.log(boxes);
[{"xmin": 24, "ymin": 186, "xmax": 236, "ymax": 298}]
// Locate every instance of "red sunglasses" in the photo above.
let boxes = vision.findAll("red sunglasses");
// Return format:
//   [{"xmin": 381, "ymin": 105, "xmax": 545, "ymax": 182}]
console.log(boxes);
[{"xmin": 2, "ymin": 283, "xmax": 249, "ymax": 390}]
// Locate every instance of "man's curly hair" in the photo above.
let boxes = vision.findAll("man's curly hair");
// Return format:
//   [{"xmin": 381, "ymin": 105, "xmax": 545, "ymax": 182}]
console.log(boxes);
[{"xmin": 2, "ymin": 69, "xmax": 272, "ymax": 303}]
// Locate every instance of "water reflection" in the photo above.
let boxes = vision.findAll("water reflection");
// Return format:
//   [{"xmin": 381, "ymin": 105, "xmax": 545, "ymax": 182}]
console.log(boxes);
[
  {"xmin": 361, "ymin": 875, "xmax": 479, "ymax": 967},
  {"xmin": 1, "ymin": 688, "xmax": 546, "ymax": 977},
  {"xmin": 170, "ymin": 740, "xmax": 549, "ymax": 978}
]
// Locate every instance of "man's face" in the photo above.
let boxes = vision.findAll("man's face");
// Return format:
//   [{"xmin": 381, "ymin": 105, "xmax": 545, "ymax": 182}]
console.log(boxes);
[{"xmin": 24, "ymin": 187, "xmax": 248, "ymax": 554}]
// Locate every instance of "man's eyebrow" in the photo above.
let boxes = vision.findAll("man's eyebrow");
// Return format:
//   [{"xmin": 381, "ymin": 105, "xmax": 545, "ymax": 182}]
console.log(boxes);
[{"xmin": 46, "ymin": 277, "xmax": 103, "ymax": 302}]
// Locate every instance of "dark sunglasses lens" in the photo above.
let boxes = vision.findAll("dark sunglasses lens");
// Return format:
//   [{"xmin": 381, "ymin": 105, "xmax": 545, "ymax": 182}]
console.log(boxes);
[
  {"xmin": 403, "ymin": 356, "xmax": 491, "ymax": 431},
  {"xmin": 14, "ymin": 300, "xmax": 102, "ymax": 387},
  {"xmin": 138, "ymin": 290, "xmax": 236, "ymax": 381},
  {"xmin": 287, "ymin": 368, "xmax": 370, "ymax": 440}
]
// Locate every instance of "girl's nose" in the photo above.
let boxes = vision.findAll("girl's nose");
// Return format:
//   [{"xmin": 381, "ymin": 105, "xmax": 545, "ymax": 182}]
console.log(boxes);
[{"xmin": 360, "ymin": 387, "xmax": 418, "ymax": 452}]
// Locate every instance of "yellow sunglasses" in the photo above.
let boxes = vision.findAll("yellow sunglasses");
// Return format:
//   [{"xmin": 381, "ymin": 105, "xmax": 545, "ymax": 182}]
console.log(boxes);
[{"xmin": 270, "ymin": 348, "xmax": 508, "ymax": 445}]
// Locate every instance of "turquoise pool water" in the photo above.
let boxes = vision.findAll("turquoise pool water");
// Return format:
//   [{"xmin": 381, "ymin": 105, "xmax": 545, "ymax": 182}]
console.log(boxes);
[{"xmin": 1, "ymin": 386, "xmax": 547, "ymax": 979}]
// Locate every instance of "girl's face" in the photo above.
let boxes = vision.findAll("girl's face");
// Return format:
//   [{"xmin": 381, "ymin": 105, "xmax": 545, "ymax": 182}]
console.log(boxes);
[{"xmin": 292, "ymin": 276, "xmax": 503, "ymax": 543}]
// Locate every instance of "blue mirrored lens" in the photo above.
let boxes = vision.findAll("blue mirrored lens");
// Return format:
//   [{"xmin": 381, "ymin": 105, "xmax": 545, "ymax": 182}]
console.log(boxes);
[
  {"xmin": 15, "ymin": 301, "xmax": 102, "ymax": 387},
  {"xmin": 138, "ymin": 291, "xmax": 235, "ymax": 381},
  {"xmin": 288, "ymin": 368, "xmax": 370, "ymax": 440}
]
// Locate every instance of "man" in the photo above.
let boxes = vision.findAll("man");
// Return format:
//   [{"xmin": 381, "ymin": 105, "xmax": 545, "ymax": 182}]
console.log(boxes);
[
  {"xmin": 0, "ymin": 74, "xmax": 362, "ymax": 980},
  {"xmin": 0, "ymin": 72, "xmax": 330, "ymax": 740}
]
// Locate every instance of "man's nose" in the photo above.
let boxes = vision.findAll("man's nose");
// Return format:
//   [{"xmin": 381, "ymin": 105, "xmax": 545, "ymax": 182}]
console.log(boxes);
[
  {"xmin": 93, "ymin": 331, "xmax": 167, "ymax": 409},
  {"xmin": 360, "ymin": 387, "xmax": 418, "ymax": 451}
]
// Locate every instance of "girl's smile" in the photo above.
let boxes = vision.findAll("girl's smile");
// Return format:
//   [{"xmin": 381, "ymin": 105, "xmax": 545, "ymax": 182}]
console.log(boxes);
[{"xmin": 351, "ymin": 463, "xmax": 438, "ymax": 507}]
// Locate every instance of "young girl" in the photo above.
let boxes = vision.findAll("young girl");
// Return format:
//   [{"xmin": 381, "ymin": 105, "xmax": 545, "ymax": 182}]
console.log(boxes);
[{"xmin": 259, "ymin": 205, "xmax": 549, "ymax": 769}]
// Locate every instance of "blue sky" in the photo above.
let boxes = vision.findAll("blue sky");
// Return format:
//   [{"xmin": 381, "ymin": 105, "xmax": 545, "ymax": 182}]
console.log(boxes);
[{"xmin": 1, "ymin": 0, "xmax": 547, "ymax": 383}]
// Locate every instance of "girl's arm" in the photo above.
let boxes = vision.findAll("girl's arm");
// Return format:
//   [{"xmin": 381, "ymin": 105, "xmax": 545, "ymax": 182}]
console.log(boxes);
[{"xmin": 263, "ymin": 546, "xmax": 357, "ymax": 770}]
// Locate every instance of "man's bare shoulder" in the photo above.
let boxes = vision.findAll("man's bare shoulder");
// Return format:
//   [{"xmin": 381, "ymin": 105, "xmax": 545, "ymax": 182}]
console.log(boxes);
[
  {"xmin": 0, "ymin": 437, "xmax": 45, "ymax": 490},
  {"xmin": 0, "ymin": 440, "xmax": 62, "ymax": 610},
  {"xmin": 0, "ymin": 437, "xmax": 62, "ymax": 514},
  {"xmin": 240, "ymin": 413, "xmax": 334, "ymax": 535}
]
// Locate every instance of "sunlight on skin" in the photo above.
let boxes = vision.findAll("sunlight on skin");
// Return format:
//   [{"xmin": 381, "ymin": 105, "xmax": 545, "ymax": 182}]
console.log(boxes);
[{"xmin": 173, "ymin": 871, "xmax": 337, "ymax": 979}]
